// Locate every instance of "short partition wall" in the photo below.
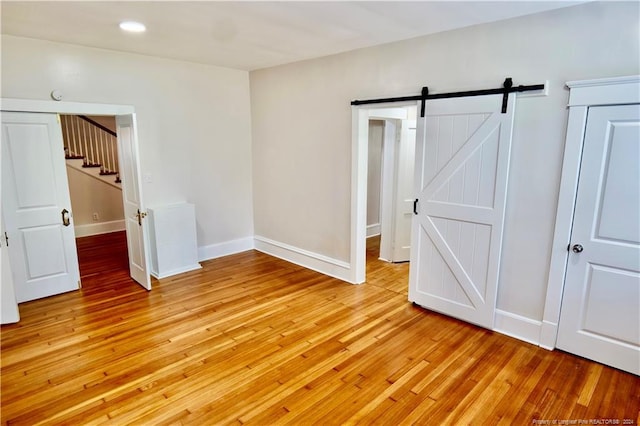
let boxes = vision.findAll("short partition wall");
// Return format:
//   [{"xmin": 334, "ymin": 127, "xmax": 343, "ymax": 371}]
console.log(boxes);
[{"xmin": 148, "ymin": 203, "xmax": 201, "ymax": 279}]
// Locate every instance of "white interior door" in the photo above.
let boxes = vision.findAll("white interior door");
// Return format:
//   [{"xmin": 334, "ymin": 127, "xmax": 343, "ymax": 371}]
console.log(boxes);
[
  {"xmin": 391, "ymin": 119, "xmax": 416, "ymax": 262},
  {"xmin": 1, "ymin": 112, "xmax": 80, "ymax": 302},
  {"xmin": 556, "ymin": 104, "xmax": 640, "ymax": 375},
  {"xmin": 408, "ymin": 95, "xmax": 515, "ymax": 329},
  {"xmin": 366, "ymin": 119, "xmax": 384, "ymax": 238},
  {"xmin": 1, "ymin": 214, "xmax": 20, "ymax": 324},
  {"xmin": 379, "ymin": 119, "xmax": 399, "ymax": 262},
  {"xmin": 116, "ymin": 114, "xmax": 151, "ymax": 290}
]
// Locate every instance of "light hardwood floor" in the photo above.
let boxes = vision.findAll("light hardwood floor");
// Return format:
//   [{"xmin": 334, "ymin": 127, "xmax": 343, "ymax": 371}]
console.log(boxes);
[{"xmin": 1, "ymin": 233, "xmax": 638, "ymax": 425}]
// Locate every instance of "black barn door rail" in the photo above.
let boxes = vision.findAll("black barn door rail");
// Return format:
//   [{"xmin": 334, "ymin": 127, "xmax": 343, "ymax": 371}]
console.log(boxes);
[{"xmin": 351, "ymin": 78, "xmax": 545, "ymax": 116}]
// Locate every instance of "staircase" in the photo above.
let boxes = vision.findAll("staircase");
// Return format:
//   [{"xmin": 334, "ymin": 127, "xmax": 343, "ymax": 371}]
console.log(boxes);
[{"xmin": 61, "ymin": 115, "xmax": 121, "ymax": 189}]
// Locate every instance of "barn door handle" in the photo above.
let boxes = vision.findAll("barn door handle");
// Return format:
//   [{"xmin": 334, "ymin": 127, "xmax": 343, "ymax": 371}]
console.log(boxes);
[
  {"xmin": 413, "ymin": 199, "xmax": 419, "ymax": 215},
  {"xmin": 61, "ymin": 209, "xmax": 71, "ymax": 226}
]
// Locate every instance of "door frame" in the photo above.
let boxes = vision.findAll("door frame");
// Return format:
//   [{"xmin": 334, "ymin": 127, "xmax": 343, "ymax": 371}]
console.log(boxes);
[
  {"xmin": 1, "ymin": 98, "xmax": 148, "ymax": 312},
  {"xmin": 367, "ymin": 108, "xmax": 409, "ymax": 262},
  {"xmin": 351, "ymin": 101, "xmax": 418, "ymax": 284},
  {"xmin": 540, "ymin": 75, "xmax": 640, "ymax": 350}
]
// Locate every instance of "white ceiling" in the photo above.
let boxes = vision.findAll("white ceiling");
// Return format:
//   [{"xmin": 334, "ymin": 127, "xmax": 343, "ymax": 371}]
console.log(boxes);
[{"xmin": 1, "ymin": 1, "xmax": 582, "ymax": 71}]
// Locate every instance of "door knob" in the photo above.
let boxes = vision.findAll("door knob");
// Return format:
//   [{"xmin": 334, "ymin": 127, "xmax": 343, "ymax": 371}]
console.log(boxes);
[
  {"xmin": 61, "ymin": 209, "xmax": 71, "ymax": 227},
  {"xmin": 136, "ymin": 209, "xmax": 147, "ymax": 226},
  {"xmin": 572, "ymin": 244, "xmax": 583, "ymax": 253}
]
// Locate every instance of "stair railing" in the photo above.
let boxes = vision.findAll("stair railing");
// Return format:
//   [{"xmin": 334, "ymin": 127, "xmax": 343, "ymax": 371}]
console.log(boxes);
[{"xmin": 60, "ymin": 115, "xmax": 120, "ymax": 183}]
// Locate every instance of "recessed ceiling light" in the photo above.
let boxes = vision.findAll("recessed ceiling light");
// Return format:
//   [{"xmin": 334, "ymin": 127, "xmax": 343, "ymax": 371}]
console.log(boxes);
[{"xmin": 119, "ymin": 21, "xmax": 146, "ymax": 33}]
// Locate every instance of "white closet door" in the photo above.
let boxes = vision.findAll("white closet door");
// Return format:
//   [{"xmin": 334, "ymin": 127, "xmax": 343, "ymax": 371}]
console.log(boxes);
[
  {"xmin": 556, "ymin": 104, "xmax": 640, "ymax": 375},
  {"xmin": 1, "ymin": 214, "xmax": 20, "ymax": 323},
  {"xmin": 1, "ymin": 112, "xmax": 80, "ymax": 302},
  {"xmin": 409, "ymin": 95, "xmax": 515, "ymax": 329},
  {"xmin": 116, "ymin": 114, "xmax": 151, "ymax": 290}
]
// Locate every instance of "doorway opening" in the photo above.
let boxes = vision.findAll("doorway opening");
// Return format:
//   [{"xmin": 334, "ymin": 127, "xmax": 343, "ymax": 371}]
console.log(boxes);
[
  {"xmin": 61, "ymin": 114, "xmax": 131, "ymax": 289},
  {"xmin": 352, "ymin": 103, "xmax": 418, "ymax": 283},
  {"xmin": 1, "ymin": 98, "xmax": 150, "ymax": 320}
]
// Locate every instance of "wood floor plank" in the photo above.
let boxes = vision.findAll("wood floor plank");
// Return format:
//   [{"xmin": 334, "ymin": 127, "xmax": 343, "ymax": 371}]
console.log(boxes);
[
  {"xmin": 1, "ymin": 234, "xmax": 638, "ymax": 425},
  {"xmin": 343, "ymin": 359, "xmax": 431, "ymax": 425}
]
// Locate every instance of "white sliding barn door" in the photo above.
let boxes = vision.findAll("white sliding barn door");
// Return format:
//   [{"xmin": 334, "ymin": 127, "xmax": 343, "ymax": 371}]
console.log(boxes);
[
  {"xmin": 1, "ymin": 112, "xmax": 80, "ymax": 302},
  {"xmin": 556, "ymin": 104, "xmax": 640, "ymax": 375},
  {"xmin": 408, "ymin": 95, "xmax": 515, "ymax": 329},
  {"xmin": 116, "ymin": 115, "xmax": 151, "ymax": 290}
]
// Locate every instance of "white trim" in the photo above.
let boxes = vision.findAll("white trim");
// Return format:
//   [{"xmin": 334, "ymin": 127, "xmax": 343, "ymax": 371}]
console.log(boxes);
[
  {"xmin": 566, "ymin": 75, "xmax": 640, "ymax": 89},
  {"xmin": 1, "ymin": 98, "xmax": 134, "ymax": 115},
  {"xmin": 369, "ymin": 108, "xmax": 408, "ymax": 120},
  {"xmin": 566, "ymin": 76, "xmax": 640, "ymax": 107},
  {"xmin": 366, "ymin": 223, "xmax": 381, "ymax": 238},
  {"xmin": 539, "ymin": 321, "xmax": 558, "ymax": 351},
  {"xmin": 198, "ymin": 237, "xmax": 254, "ymax": 262},
  {"xmin": 151, "ymin": 264, "xmax": 202, "ymax": 280},
  {"xmin": 351, "ymin": 107, "xmax": 369, "ymax": 284},
  {"xmin": 540, "ymin": 105, "xmax": 588, "ymax": 350},
  {"xmin": 494, "ymin": 309, "xmax": 542, "ymax": 346},
  {"xmin": 542, "ymin": 75, "xmax": 640, "ymax": 350},
  {"xmin": 254, "ymin": 235, "xmax": 352, "ymax": 284},
  {"xmin": 74, "ymin": 220, "xmax": 126, "ymax": 238}
]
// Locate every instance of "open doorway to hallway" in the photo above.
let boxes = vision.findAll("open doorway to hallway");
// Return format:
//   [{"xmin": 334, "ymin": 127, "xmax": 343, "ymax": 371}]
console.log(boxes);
[
  {"xmin": 61, "ymin": 115, "xmax": 131, "ymax": 289},
  {"xmin": 1, "ymin": 98, "xmax": 151, "ymax": 323},
  {"xmin": 364, "ymin": 105, "xmax": 417, "ymax": 271}
]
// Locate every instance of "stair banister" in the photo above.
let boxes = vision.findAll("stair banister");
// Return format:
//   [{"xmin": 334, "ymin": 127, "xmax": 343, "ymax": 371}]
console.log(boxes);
[{"xmin": 60, "ymin": 114, "xmax": 121, "ymax": 186}]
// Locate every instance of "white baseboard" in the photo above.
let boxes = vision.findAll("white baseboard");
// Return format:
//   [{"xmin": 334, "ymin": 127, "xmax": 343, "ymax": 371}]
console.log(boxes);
[
  {"xmin": 74, "ymin": 220, "xmax": 125, "ymax": 238},
  {"xmin": 151, "ymin": 264, "xmax": 202, "ymax": 280},
  {"xmin": 198, "ymin": 237, "xmax": 255, "ymax": 262},
  {"xmin": 493, "ymin": 309, "xmax": 543, "ymax": 346},
  {"xmin": 366, "ymin": 223, "xmax": 381, "ymax": 238},
  {"xmin": 254, "ymin": 235, "xmax": 353, "ymax": 284}
]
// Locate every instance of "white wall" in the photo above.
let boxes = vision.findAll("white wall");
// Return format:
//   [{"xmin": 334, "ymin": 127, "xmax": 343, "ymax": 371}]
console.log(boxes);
[
  {"xmin": 250, "ymin": 2, "xmax": 640, "ymax": 323},
  {"xmin": 66, "ymin": 167, "xmax": 125, "ymax": 235},
  {"xmin": 1, "ymin": 36, "xmax": 254, "ymax": 255},
  {"xmin": 366, "ymin": 120, "xmax": 383, "ymax": 233}
]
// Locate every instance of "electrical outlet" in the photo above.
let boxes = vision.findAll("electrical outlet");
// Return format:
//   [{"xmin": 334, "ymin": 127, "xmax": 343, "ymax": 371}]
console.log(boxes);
[{"xmin": 92, "ymin": 212, "xmax": 99, "ymax": 222}]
